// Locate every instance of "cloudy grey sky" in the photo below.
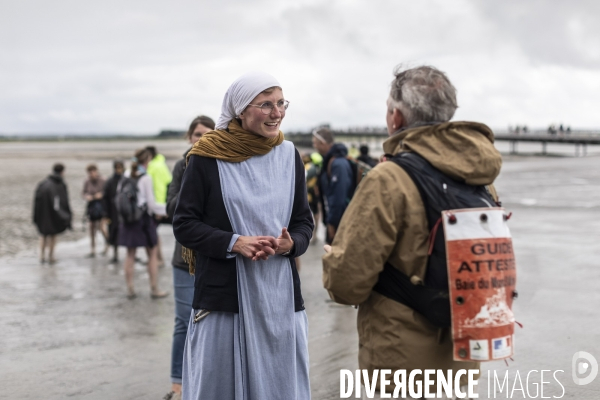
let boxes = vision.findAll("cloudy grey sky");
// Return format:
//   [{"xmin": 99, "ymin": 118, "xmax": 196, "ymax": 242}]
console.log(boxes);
[{"xmin": 1, "ymin": 0, "xmax": 599, "ymax": 134}]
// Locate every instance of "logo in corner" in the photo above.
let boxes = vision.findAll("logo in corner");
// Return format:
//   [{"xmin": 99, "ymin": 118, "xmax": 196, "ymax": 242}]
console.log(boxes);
[{"xmin": 572, "ymin": 351, "xmax": 598, "ymax": 386}]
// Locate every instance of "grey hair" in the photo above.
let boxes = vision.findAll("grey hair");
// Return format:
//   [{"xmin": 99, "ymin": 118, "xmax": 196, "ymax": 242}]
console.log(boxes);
[{"xmin": 388, "ymin": 65, "xmax": 458, "ymax": 127}]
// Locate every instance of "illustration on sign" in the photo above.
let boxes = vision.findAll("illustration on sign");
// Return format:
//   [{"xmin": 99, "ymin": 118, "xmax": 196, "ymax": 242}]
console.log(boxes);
[{"xmin": 443, "ymin": 208, "xmax": 517, "ymax": 362}]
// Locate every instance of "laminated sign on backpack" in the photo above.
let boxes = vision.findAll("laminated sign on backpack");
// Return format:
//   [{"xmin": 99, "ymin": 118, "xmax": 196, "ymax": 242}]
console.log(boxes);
[{"xmin": 373, "ymin": 152, "xmax": 518, "ymax": 363}]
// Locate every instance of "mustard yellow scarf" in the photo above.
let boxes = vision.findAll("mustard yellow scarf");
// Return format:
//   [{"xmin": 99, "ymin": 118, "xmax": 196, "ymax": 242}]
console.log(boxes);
[
  {"xmin": 186, "ymin": 118, "xmax": 284, "ymax": 164},
  {"xmin": 182, "ymin": 119, "xmax": 284, "ymax": 274}
]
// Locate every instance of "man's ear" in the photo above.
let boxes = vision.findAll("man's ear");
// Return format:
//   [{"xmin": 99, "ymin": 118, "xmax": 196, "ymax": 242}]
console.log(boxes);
[{"xmin": 392, "ymin": 108, "xmax": 404, "ymax": 130}]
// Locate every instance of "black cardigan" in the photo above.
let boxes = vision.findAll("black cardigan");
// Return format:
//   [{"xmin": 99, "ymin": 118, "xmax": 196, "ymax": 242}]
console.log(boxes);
[{"xmin": 172, "ymin": 147, "xmax": 314, "ymax": 313}]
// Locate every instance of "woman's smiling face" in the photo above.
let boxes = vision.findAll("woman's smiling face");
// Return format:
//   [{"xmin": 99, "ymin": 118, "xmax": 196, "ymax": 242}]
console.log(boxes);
[{"xmin": 239, "ymin": 87, "xmax": 285, "ymax": 138}]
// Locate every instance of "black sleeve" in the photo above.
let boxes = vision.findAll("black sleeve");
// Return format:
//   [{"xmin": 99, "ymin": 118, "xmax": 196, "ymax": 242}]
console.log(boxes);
[
  {"xmin": 287, "ymin": 148, "xmax": 315, "ymax": 258},
  {"xmin": 167, "ymin": 159, "xmax": 184, "ymax": 218},
  {"xmin": 173, "ymin": 155, "xmax": 234, "ymax": 259}
]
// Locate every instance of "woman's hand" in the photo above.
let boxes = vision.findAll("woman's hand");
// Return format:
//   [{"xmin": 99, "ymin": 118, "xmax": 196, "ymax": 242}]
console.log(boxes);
[
  {"xmin": 233, "ymin": 236, "xmax": 278, "ymax": 261},
  {"xmin": 275, "ymin": 227, "xmax": 294, "ymax": 255}
]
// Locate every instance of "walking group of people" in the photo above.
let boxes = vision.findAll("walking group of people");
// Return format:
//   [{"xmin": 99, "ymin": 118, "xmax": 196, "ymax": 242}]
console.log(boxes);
[{"xmin": 33, "ymin": 63, "xmax": 504, "ymax": 400}]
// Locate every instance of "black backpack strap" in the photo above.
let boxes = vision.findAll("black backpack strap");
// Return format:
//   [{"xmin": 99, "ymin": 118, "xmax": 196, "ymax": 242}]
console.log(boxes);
[
  {"xmin": 373, "ymin": 263, "xmax": 451, "ymax": 328},
  {"xmin": 372, "ymin": 152, "xmax": 496, "ymax": 327}
]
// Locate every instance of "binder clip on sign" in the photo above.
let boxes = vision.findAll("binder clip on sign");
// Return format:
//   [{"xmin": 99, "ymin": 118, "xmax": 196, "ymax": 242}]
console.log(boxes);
[{"xmin": 443, "ymin": 208, "xmax": 517, "ymax": 362}]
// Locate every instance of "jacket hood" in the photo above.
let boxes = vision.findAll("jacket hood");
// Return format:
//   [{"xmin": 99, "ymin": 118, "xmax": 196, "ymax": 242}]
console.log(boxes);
[
  {"xmin": 323, "ymin": 143, "xmax": 348, "ymax": 166},
  {"xmin": 382, "ymin": 121, "xmax": 502, "ymax": 185}
]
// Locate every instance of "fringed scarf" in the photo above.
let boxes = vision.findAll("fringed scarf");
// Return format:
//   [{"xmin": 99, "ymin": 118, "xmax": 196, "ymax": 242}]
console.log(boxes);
[{"xmin": 182, "ymin": 118, "xmax": 284, "ymax": 274}]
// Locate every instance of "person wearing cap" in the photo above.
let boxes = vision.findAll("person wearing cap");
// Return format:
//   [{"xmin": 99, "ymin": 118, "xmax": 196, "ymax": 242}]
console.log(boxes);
[
  {"xmin": 312, "ymin": 128, "xmax": 354, "ymax": 244},
  {"xmin": 173, "ymin": 72, "xmax": 313, "ymax": 400}
]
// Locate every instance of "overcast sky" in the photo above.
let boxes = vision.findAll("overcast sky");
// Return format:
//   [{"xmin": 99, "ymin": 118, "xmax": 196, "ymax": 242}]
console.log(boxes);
[{"xmin": 1, "ymin": 0, "xmax": 600, "ymax": 134}]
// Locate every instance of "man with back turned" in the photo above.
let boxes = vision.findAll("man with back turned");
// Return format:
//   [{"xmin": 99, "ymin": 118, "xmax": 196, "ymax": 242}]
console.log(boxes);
[{"xmin": 322, "ymin": 65, "xmax": 502, "ymax": 399}]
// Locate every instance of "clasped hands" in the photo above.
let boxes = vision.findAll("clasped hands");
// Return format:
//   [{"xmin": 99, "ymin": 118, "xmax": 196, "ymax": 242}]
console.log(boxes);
[{"xmin": 232, "ymin": 227, "xmax": 294, "ymax": 261}]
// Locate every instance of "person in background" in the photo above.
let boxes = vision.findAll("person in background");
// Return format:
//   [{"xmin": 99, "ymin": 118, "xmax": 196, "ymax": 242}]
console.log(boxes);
[
  {"xmin": 82, "ymin": 164, "xmax": 107, "ymax": 258},
  {"xmin": 302, "ymin": 153, "xmax": 320, "ymax": 242},
  {"xmin": 146, "ymin": 145, "xmax": 172, "ymax": 267},
  {"xmin": 357, "ymin": 144, "xmax": 378, "ymax": 168},
  {"xmin": 163, "ymin": 114, "xmax": 215, "ymax": 400},
  {"xmin": 118, "ymin": 149, "xmax": 168, "ymax": 299},
  {"xmin": 33, "ymin": 163, "xmax": 72, "ymax": 264},
  {"xmin": 312, "ymin": 128, "xmax": 354, "ymax": 244},
  {"xmin": 146, "ymin": 145, "xmax": 172, "ymax": 205},
  {"xmin": 102, "ymin": 160, "xmax": 124, "ymax": 263}
]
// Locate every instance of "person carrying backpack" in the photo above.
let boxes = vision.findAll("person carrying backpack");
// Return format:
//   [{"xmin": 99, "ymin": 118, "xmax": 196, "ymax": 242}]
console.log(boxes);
[
  {"xmin": 322, "ymin": 65, "xmax": 504, "ymax": 399},
  {"xmin": 312, "ymin": 128, "xmax": 355, "ymax": 244},
  {"xmin": 118, "ymin": 148, "xmax": 168, "ymax": 300}
]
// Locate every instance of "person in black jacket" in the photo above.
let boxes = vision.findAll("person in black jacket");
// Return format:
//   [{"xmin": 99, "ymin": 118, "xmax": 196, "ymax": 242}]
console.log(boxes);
[
  {"xmin": 163, "ymin": 115, "xmax": 214, "ymax": 400},
  {"xmin": 357, "ymin": 144, "xmax": 378, "ymax": 168},
  {"xmin": 33, "ymin": 163, "xmax": 72, "ymax": 264},
  {"xmin": 173, "ymin": 72, "xmax": 313, "ymax": 399},
  {"xmin": 102, "ymin": 160, "xmax": 124, "ymax": 263}
]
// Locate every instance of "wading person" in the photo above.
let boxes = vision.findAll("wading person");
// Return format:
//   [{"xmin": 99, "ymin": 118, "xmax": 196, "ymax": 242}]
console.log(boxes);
[
  {"xmin": 118, "ymin": 149, "xmax": 168, "ymax": 299},
  {"xmin": 102, "ymin": 160, "xmax": 125, "ymax": 263},
  {"xmin": 163, "ymin": 114, "xmax": 215, "ymax": 400},
  {"xmin": 82, "ymin": 164, "xmax": 107, "ymax": 257},
  {"xmin": 33, "ymin": 163, "xmax": 72, "ymax": 264},
  {"xmin": 322, "ymin": 65, "xmax": 502, "ymax": 399},
  {"xmin": 173, "ymin": 72, "xmax": 313, "ymax": 400}
]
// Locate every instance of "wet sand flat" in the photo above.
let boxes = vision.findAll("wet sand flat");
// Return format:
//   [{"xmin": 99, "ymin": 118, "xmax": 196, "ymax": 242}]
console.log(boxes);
[
  {"xmin": 0, "ymin": 140, "xmax": 189, "ymax": 256},
  {"xmin": 1, "ymin": 140, "xmax": 600, "ymax": 399}
]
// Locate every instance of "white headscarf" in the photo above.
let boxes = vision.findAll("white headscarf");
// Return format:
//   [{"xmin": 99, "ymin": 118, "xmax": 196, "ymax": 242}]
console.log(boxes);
[{"xmin": 215, "ymin": 72, "xmax": 281, "ymax": 130}]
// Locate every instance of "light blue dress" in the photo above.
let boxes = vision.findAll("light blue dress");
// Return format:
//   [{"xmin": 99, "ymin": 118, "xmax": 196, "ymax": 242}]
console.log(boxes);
[{"xmin": 182, "ymin": 141, "xmax": 311, "ymax": 400}]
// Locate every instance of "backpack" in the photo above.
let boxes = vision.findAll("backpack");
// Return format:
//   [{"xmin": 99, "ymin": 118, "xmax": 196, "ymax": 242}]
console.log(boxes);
[
  {"xmin": 116, "ymin": 176, "xmax": 146, "ymax": 225},
  {"xmin": 373, "ymin": 152, "xmax": 499, "ymax": 328},
  {"xmin": 87, "ymin": 200, "xmax": 104, "ymax": 221},
  {"xmin": 327, "ymin": 156, "xmax": 373, "ymax": 196}
]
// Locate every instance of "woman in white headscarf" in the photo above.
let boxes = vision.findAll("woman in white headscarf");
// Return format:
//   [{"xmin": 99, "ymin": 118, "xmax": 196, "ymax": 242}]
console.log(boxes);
[{"xmin": 173, "ymin": 72, "xmax": 314, "ymax": 400}]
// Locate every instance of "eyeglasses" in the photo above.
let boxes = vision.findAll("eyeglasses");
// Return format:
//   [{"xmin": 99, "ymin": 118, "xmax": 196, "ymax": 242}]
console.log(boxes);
[{"xmin": 247, "ymin": 100, "xmax": 290, "ymax": 115}]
